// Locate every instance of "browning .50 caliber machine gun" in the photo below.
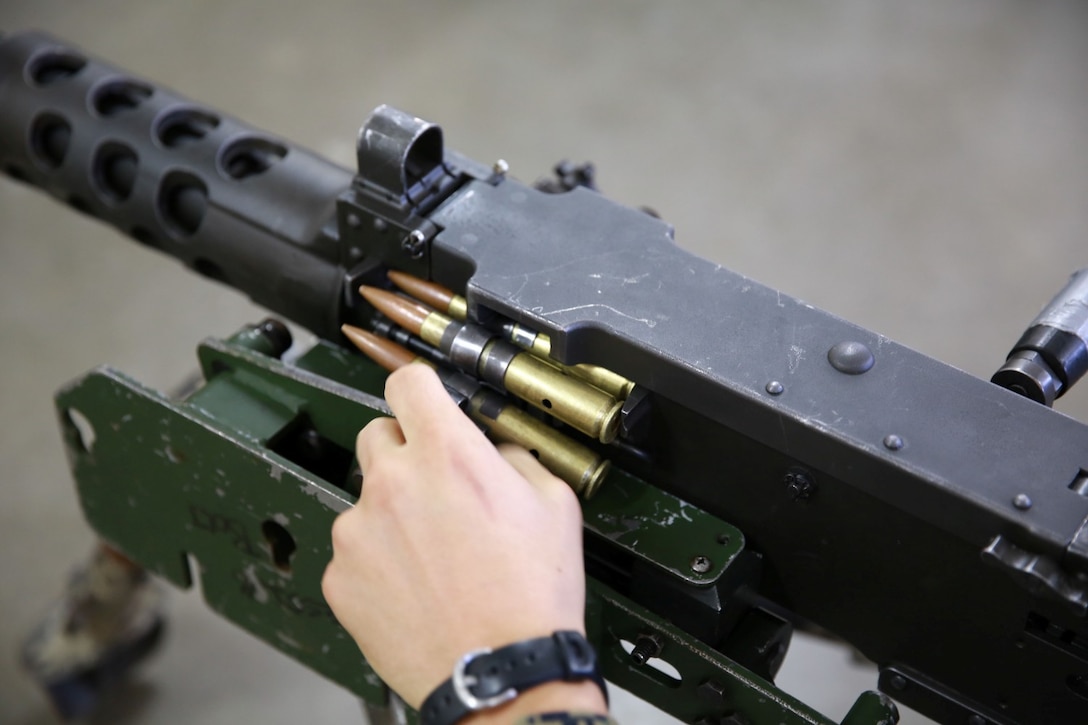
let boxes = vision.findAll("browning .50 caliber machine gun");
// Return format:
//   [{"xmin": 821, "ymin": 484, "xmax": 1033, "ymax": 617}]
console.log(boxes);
[{"xmin": 3, "ymin": 31, "xmax": 1088, "ymax": 725}]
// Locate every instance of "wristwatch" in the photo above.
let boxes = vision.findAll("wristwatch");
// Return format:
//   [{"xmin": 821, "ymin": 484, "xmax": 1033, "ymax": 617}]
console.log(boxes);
[{"xmin": 420, "ymin": 631, "xmax": 608, "ymax": 725}]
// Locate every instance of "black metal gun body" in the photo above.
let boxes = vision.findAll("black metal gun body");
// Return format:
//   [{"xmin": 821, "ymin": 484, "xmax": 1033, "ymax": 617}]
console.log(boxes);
[{"xmin": 3, "ymin": 31, "xmax": 1087, "ymax": 724}]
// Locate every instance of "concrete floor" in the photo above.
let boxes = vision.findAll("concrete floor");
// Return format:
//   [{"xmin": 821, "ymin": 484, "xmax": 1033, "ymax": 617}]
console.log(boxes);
[{"xmin": 1, "ymin": 2, "xmax": 1086, "ymax": 723}]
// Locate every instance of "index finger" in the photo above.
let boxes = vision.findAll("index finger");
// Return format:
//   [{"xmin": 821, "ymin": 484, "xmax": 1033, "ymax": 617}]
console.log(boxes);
[{"xmin": 383, "ymin": 364, "xmax": 485, "ymax": 446}]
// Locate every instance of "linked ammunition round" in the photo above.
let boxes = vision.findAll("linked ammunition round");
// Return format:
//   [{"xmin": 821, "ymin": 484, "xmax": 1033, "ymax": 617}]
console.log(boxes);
[
  {"xmin": 340, "ymin": 323, "xmax": 609, "ymax": 497},
  {"xmin": 467, "ymin": 388, "xmax": 610, "ymax": 498},
  {"xmin": 365, "ymin": 284, "xmax": 625, "ymax": 443},
  {"xmin": 491, "ymin": 345, "xmax": 623, "ymax": 444}
]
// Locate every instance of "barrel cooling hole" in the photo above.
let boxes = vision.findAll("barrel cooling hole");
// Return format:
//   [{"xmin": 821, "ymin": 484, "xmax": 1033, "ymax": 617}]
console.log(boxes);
[
  {"xmin": 26, "ymin": 50, "xmax": 86, "ymax": 86},
  {"xmin": 91, "ymin": 79, "xmax": 153, "ymax": 117},
  {"xmin": 155, "ymin": 107, "xmax": 220, "ymax": 148},
  {"xmin": 218, "ymin": 136, "xmax": 288, "ymax": 180},
  {"xmin": 156, "ymin": 170, "xmax": 208, "ymax": 238},
  {"xmin": 29, "ymin": 112, "xmax": 72, "ymax": 169},
  {"xmin": 92, "ymin": 142, "xmax": 139, "ymax": 203}
]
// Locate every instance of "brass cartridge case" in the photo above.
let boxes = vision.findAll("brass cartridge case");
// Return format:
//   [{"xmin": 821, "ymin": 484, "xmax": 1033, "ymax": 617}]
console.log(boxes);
[
  {"xmin": 490, "ymin": 343, "xmax": 623, "ymax": 444},
  {"xmin": 500, "ymin": 323, "xmax": 635, "ymax": 400},
  {"xmin": 467, "ymin": 389, "xmax": 610, "ymax": 498}
]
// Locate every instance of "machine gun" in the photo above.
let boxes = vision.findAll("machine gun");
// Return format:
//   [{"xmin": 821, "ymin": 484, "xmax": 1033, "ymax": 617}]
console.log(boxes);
[{"xmin": 2, "ymin": 30, "xmax": 1088, "ymax": 725}]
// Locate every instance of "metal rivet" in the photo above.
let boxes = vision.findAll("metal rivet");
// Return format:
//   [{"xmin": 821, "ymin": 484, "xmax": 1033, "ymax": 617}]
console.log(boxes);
[
  {"xmin": 1013, "ymin": 493, "xmax": 1033, "ymax": 511},
  {"xmin": 888, "ymin": 674, "xmax": 907, "ymax": 691},
  {"xmin": 345, "ymin": 212, "xmax": 362, "ymax": 228},
  {"xmin": 691, "ymin": 555, "xmax": 712, "ymax": 573},
  {"xmin": 967, "ymin": 715, "xmax": 986, "ymax": 725},
  {"xmin": 765, "ymin": 380, "xmax": 784, "ymax": 396},
  {"xmin": 493, "ymin": 158, "xmax": 509, "ymax": 175},
  {"xmin": 372, "ymin": 218, "xmax": 388, "ymax": 232},
  {"xmin": 883, "ymin": 434, "xmax": 904, "ymax": 451},
  {"xmin": 828, "ymin": 341, "xmax": 875, "ymax": 375}
]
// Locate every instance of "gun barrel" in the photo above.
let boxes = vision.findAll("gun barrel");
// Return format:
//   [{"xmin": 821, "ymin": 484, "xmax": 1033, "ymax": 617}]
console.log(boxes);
[{"xmin": 0, "ymin": 31, "xmax": 355, "ymax": 337}]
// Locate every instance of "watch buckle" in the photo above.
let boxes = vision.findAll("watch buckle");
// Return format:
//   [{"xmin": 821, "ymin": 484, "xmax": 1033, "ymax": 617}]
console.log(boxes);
[{"xmin": 451, "ymin": 647, "xmax": 518, "ymax": 711}]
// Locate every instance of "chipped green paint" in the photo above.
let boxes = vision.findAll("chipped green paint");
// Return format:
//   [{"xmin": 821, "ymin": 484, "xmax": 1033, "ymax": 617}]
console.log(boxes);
[
  {"xmin": 583, "ymin": 467, "xmax": 744, "ymax": 586},
  {"xmin": 55, "ymin": 325, "xmax": 893, "ymax": 724}
]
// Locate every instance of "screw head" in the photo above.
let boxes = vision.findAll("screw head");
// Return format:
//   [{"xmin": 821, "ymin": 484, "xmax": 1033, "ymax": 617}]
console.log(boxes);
[
  {"xmin": 493, "ymin": 158, "xmax": 510, "ymax": 175},
  {"xmin": 783, "ymin": 469, "xmax": 815, "ymax": 501},
  {"xmin": 401, "ymin": 229, "xmax": 426, "ymax": 259},
  {"xmin": 691, "ymin": 555, "xmax": 712, "ymax": 573}
]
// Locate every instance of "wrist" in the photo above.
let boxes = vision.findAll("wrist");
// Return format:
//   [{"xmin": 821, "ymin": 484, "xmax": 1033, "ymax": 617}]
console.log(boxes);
[
  {"xmin": 419, "ymin": 631, "xmax": 607, "ymax": 725},
  {"xmin": 462, "ymin": 680, "xmax": 608, "ymax": 725}
]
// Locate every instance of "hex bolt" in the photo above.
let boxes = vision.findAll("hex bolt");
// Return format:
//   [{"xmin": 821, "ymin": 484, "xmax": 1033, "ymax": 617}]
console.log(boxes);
[
  {"xmin": 630, "ymin": 634, "xmax": 662, "ymax": 665},
  {"xmin": 783, "ymin": 469, "xmax": 815, "ymax": 501},
  {"xmin": 697, "ymin": 679, "xmax": 727, "ymax": 703},
  {"xmin": 401, "ymin": 229, "xmax": 426, "ymax": 259}
]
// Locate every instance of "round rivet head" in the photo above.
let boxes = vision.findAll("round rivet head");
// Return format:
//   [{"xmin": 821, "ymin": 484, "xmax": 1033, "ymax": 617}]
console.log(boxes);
[
  {"xmin": 1013, "ymin": 494, "xmax": 1033, "ymax": 511},
  {"xmin": 828, "ymin": 341, "xmax": 874, "ymax": 375},
  {"xmin": 883, "ymin": 434, "xmax": 904, "ymax": 451},
  {"xmin": 765, "ymin": 380, "xmax": 784, "ymax": 396}
]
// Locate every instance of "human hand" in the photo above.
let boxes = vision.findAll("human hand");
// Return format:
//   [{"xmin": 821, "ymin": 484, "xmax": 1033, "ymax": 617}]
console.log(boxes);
[{"xmin": 322, "ymin": 364, "xmax": 605, "ymax": 718}]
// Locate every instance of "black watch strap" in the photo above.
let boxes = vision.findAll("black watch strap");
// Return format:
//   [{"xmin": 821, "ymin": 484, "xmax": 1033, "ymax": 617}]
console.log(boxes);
[{"xmin": 420, "ymin": 631, "xmax": 608, "ymax": 725}]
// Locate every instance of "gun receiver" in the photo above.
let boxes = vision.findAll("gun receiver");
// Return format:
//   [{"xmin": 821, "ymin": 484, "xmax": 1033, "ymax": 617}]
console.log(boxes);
[{"xmin": 3, "ymin": 31, "xmax": 1088, "ymax": 725}]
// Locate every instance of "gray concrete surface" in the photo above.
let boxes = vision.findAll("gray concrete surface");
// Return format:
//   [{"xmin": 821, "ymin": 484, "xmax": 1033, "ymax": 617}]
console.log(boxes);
[{"xmin": 1, "ymin": 2, "xmax": 1086, "ymax": 723}]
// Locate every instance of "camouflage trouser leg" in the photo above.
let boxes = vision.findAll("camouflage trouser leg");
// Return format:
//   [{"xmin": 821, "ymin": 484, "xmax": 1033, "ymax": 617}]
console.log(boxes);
[{"xmin": 21, "ymin": 542, "xmax": 166, "ymax": 721}]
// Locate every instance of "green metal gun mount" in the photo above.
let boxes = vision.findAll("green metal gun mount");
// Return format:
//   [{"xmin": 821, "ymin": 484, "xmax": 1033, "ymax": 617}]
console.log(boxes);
[{"xmin": 55, "ymin": 321, "xmax": 897, "ymax": 725}]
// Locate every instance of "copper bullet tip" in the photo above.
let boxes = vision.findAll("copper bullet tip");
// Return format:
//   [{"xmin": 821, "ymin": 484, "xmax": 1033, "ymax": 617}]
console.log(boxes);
[
  {"xmin": 341, "ymin": 324, "xmax": 417, "ymax": 372},
  {"xmin": 387, "ymin": 270, "xmax": 458, "ymax": 313},
  {"xmin": 358, "ymin": 285, "xmax": 432, "ymax": 335}
]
